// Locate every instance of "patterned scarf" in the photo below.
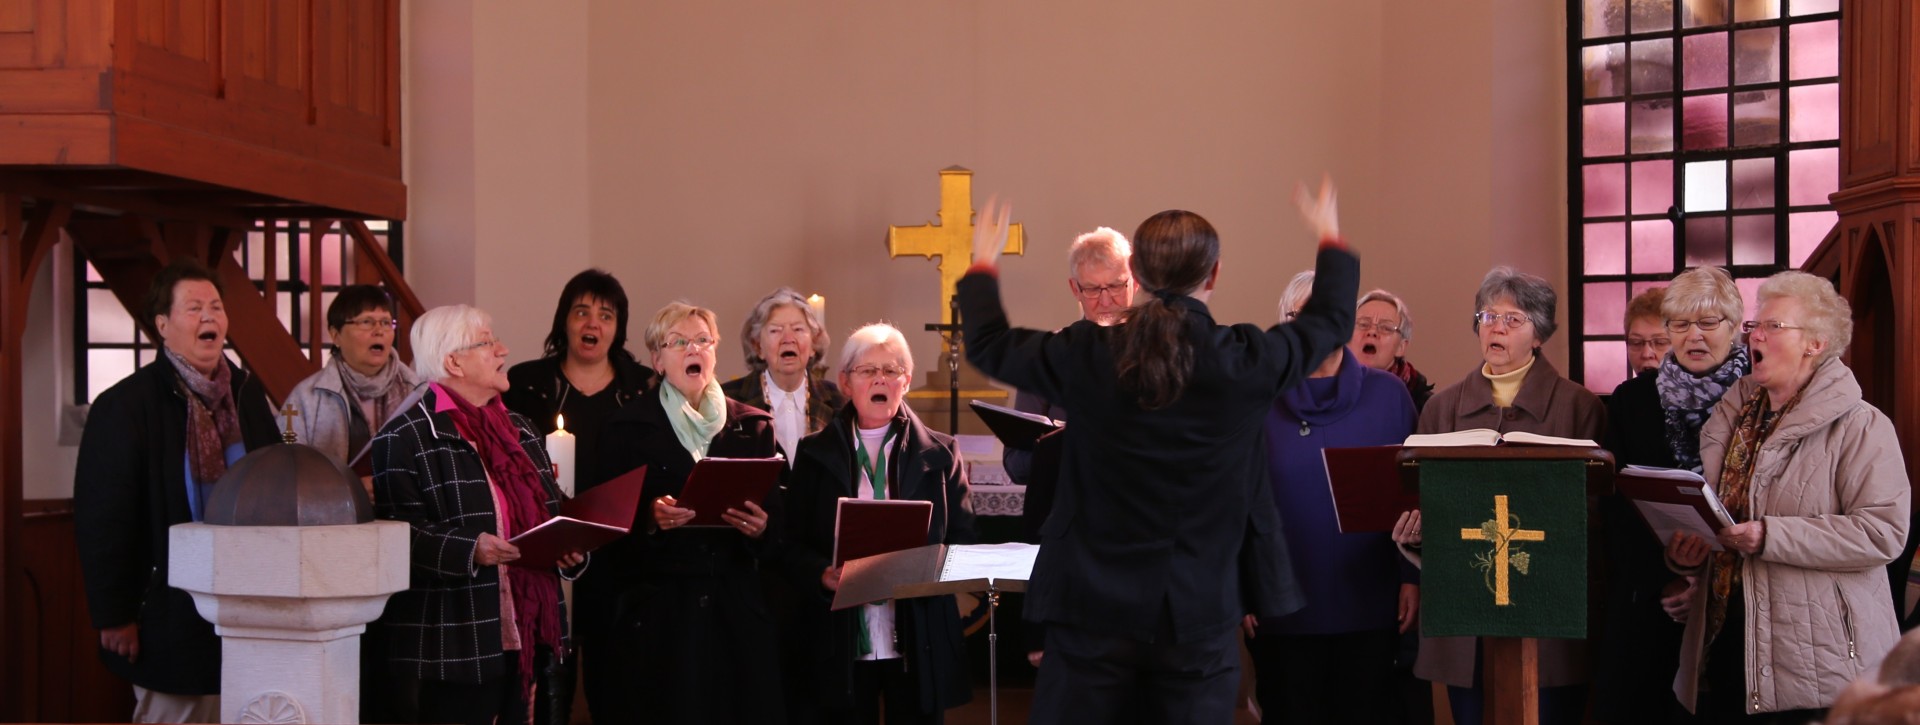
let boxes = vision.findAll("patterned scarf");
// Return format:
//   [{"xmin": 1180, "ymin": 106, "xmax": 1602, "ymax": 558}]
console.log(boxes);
[
  {"xmin": 1704, "ymin": 385, "xmax": 1802, "ymax": 650},
  {"xmin": 334, "ymin": 351, "xmax": 414, "ymax": 460},
  {"xmin": 434, "ymin": 384, "xmax": 561, "ymax": 697},
  {"xmin": 661, "ymin": 379, "xmax": 728, "ymax": 461},
  {"xmin": 1655, "ymin": 345, "xmax": 1749, "ymax": 472},
  {"xmin": 1387, "ymin": 356, "xmax": 1423, "ymax": 389},
  {"xmin": 163, "ymin": 347, "xmax": 242, "ymax": 484}
]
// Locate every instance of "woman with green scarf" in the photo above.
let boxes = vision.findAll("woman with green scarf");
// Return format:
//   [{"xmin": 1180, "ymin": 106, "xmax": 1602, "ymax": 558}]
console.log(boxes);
[{"xmin": 586, "ymin": 301, "xmax": 786, "ymax": 725}]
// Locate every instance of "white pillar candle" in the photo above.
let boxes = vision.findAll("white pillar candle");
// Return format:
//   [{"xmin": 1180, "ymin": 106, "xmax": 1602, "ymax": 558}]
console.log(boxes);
[
  {"xmin": 547, "ymin": 414, "xmax": 576, "ymax": 497},
  {"xmin": 807, "ymin": 294, "xmax": 826, "ymax": 331}
]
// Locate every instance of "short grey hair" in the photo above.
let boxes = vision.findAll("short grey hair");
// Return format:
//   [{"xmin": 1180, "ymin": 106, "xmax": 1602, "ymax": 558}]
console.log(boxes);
[
  {"xmin": 738, "ymin": 287, "xmax": 829, "ymax": 371},
  {"xmin": 1357, "ymin": 288, "xmax": 1415, "ymax": 341},
  {"xmin": 411, "ymin": 304, "xmax": 491, "ymax": 383},
  {"xmin": 1278, "ymin": 270, "xmax": 1315, "ymax": 321},
  {"xmin": 1663, "ymin": 266, "xmax": 1744, "ymax": 327},
  {"xmin": 1473, "ymin": 267, "xmax": 1559, "ymax": 342},
  {"xmin": 1756, "ymin": 271, "xmax": 1852, "ymax": 362},
  {"xmin": 1066, "ymin": 227, "xmax": 1131, "ymax": 278},
  {"xmin": 837, "ymin": 323, "xmax": 913, "ymax": 383}
]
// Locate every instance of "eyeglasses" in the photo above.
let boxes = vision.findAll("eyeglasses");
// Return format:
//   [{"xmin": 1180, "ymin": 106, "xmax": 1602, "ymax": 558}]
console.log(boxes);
[
  {"xmin": 343, "ymin": 316, "xmax": 398, "ymax": 331},
  {"xmin": 1474, "ymin": 311, "xmax": 1531, "ymax": 329},
  {"xmin": 662, "ymin": 336, "xmax": 717, "ymax": 352},
  {"xmin": 1073, "ymin": 280, "xmax": 1132, "ymax": 301},
  {"xmin": 1355, "ymin": 318, "xmax": 1402, "ymax": 336},
  {"xmin": 456, "ymin": 337, "xmax": 503, "ymax": 354},
  {"xmin": 848, "ymin": 364, "xmax": 909, "ymax": 381},
  {"xmin": 1626, "ymin": 337, "xmax": 1672, "ymax": 351},
  {"xmin": 1665, "ymin": 317, "xmax": 1727, "ymax": 333},
  {"xmin": 1741, "ymin": 320, "xmax": 1807, "ymax": 334}
]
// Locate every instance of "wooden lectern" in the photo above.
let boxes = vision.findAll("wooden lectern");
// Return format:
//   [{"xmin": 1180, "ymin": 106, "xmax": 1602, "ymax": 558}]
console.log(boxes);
[{"xmin": 1397, "ymin": 446, "xmax": 1615, "ymax": 725}]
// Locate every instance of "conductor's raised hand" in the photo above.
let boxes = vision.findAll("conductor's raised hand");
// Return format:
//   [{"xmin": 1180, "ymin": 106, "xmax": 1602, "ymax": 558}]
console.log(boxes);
[
  {"xmin": 971, "ymin": 196, "xmax": 1013, "ymax": 269},
  {"xmin": 722, "ymin": 500, "xmax": 770, "ymax": 539},
  {"xmin": 1667, "ymin": 531, "xmax": 1711, "ymax": 569},
  {"xmin": 653, "ymin": 495, "xmax": 694, "ymax": 532},
  {"xmin": 474, "ymin": 532, "xmax": 521, "ymax": 567},
  {"xmin": 1391, "ymin": 510, "xmax": 1422, "ymax": 547},
  {"xmin": 1294, "ymin": 175, "xmax": 1340, "ymax": 241}
]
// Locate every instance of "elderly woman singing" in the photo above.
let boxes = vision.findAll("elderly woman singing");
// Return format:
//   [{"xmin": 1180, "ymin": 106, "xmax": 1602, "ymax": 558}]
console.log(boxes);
[
  {"xmin": 1666, "ymin": 271, "xmax": 1909, "ymax": 723},
  {"xmin": 372, "ymin": 305, "xmax": 583, "ymax": 725}
]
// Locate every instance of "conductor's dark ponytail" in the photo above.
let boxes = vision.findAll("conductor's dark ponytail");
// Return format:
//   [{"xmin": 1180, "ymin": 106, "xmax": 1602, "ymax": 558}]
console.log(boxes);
[{"xmin": 1114, "ymin": 210, "xmax": 1220, "ymax": 410}]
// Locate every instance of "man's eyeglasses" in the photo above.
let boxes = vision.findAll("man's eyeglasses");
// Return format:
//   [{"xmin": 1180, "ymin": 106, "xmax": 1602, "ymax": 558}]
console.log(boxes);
[
  {"xmin": 1355, "ymin": 318, "xmax": 1402, "ymax": 336},
  {"xmin": 1473, "ymin": 311, "xmax": 1531, "ymax": 329},
  {"xmin": 662, "ymin": 336, "xmax": 717, "ymax": 352},
  {"xmin": 848, "ymin": 364, "xmax": 909, "ymax": 381},
  {"xmin": 1073, "ymin": 280, "xmax": 1132, "ymax": 302},
  {"xmin": 343, "ymin": 316, "xmax": 399, "ymax": 331},
  {"xmin": 1665, "ymin": 317, "xmax": 1727, "ymax": 333},
  {"xmin": 1741, "ymin": 320, "xmax": 1806, "ymax": 334}
]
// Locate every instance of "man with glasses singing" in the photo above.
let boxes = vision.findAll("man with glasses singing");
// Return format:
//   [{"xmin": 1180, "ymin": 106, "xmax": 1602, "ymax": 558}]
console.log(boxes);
[
  {"xmin": 1347, "ymin": 289, "xmax": 1436, "ymax": 412},
  {"xmin": 1002, "ymin": 227, "xmax": 1134, "ymax": 484}
]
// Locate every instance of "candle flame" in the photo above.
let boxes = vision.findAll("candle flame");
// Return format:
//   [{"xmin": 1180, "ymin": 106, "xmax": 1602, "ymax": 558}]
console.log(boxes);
[{"xmin": 556, "ymin": 414, "xmax": 566, "ymax": 432}]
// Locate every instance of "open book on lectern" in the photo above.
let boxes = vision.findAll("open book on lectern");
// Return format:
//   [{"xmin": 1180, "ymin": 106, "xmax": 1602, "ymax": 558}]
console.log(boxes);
[{"xmin": 831, "ymin": 542, "xmax": 1040, "ymax": 611}]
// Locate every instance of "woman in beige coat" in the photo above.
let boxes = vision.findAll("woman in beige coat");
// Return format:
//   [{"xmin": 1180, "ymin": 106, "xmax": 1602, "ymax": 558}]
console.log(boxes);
[{"xmin": 1667, "ymin": 271, "xmax": 1910, "ymax": 723}]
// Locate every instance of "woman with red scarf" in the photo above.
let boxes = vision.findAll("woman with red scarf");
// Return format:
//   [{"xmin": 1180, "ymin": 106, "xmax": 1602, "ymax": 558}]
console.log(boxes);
[{"xmin": 372, "ymin": 305, "xmax": 585, "ymax": 725}]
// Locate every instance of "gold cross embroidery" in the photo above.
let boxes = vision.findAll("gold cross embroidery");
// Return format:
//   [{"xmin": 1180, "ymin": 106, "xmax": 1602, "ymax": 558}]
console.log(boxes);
[{"xmin": 1459, "ymin": 494, "xmax": 1545, "ymax": 606}]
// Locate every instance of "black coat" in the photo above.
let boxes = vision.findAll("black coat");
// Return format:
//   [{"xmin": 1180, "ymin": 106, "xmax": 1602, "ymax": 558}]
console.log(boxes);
[
  {"xmin": 370, "ymin": 385, "xmax": 569, "ymax": 686},
  {"xmin": 778, "ymin": 404, "xmax": 977, "ymax": 713},
  {"xmin": 956, "ymin": 245, "xmax": 1359, "ymax": 642},
  {"xmin": 720, "ymin": 370, "xmax": 848, "ymax": 442},
  {"xmin": 587, "ymin": 388, "xmax": 787, "ymax": 725},
  {"xmin": 502, "ymin": 353, "xmax": 658, "ymax": 435},
  {"xmin": 74, "ymin": 357, "xmax": 279, "ymax": 694}
]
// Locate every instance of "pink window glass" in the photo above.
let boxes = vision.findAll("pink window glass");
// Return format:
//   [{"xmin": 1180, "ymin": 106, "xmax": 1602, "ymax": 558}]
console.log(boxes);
[
  {"xmin": 1788, "ymin": 147, "xmax": 1838, "ymax": 206},
  {"xmin": 1632, "ymin": 220, "xmax": 1676, "ymax": 274},
  {"xmin": 1788, "ymin": 211, "xmax": 1837, "ymax": 267},
  {"xmin": 1789, "ymin": 20, "xmax": 1838, "ymax": 80},
  {"xmin": 1585, "ymin": 103, "xmax": 1627, "ymax": 157},
  {"xmin": 1631, "ymin": 99, "xmax": 1675, "ymax": 153},
  {"xmin": 1584, "ymin": 0, "xmax": 1626, "ymax": 37},
  {"xmin": 1685, "ymin": 216, "xmax": 1729, "ymax": 267},
  {"xmin": 1736, "ymin": 0, "xmax": 1780, "ymax": 22},
  {"xmin": 1684, "ymin": 32, "xmax": 1729, "ymax": 90},
  {"xmin": 1584, "ymin": 223, "xmax": 1628, "ymax": 275},
  {"xmin": 1788, "ymin": 83, "xmax": 1839, "ymax": 142},
  {"xmin": 1584, "ymin": 44, "xmax": 1627, "ymax": 98},
  {"xmin": 1790, "ymin": 0, "xmax": 1838, "ymax": 15},
  {"xmin": 1684, "ymin": 0, "xmax": 1728, "ymax": 28},
  {"xmin": 1637, "ymin": 0, "xmax": 1677, "ymax": 32},
  {"xmin": 1732, "ymin": 89, "xmax": 1781, "ymax": 146},
  {"xmin": 1731, "ymin": 215, "xmax": 1776, "ymax": 266},
  {"xmin": 1736, "ymin": 277, "xmax": 1766, "ymax": 321},
  {"xmin": 1585, "ymin": 282, "xmax": 1628, "ymax": 335},
  {"xmin": 1584, "ymin": 341, "xmax": 1629, "ymax": 394},
  {"xmin": 1631, "ymin": 39, "xmax": 1675, "ymax": 94},
  {"xmin": 1586, "ymin": 163, "xmax": 1628, "ymax": 217},
  {"xmin": 1733, "ymin": 28, "xmax": 1779, "ymax": 85},
  {"xmin": 1731, "ymin": 158, "xmax": 1775, "ymax": 209},
  {"xmin": 1683, "ymin": 94, "xmax": 1730, "ymax": 150},
  {"xmin": 1632, "ymin": 160, "xmax": 1675, "ymax": 215}
]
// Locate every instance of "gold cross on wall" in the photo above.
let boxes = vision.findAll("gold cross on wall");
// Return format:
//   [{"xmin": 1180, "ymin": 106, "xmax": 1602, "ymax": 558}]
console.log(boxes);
[
  {"xmin": 887, "ymin": 166, "xmax": 1025, "ymax": 325},
  {"xmin": 1459, "ymin": 494, "xmax": 1545, "ymax": 606},
  {"xmin": 279, "ymin": 403, "xmax": 300, "ymax": 444}
]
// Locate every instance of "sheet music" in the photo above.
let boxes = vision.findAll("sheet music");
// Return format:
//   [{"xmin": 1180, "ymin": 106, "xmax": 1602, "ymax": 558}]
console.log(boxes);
[{"xmin": 939, "ymin": 543, "xmax": 1039, "ymax": 584}]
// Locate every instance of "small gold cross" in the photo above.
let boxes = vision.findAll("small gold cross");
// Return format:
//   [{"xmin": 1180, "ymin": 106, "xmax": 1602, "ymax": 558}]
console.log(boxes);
[{"xmin": 279, "ymin": 403, "xmax": 300, "ymax": 444}]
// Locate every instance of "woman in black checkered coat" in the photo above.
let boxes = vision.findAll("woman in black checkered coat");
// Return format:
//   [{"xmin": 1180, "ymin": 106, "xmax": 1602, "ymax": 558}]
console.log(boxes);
[{"xmin": 372, "ymin": 305, "xmax": 585, "ymax": 725}]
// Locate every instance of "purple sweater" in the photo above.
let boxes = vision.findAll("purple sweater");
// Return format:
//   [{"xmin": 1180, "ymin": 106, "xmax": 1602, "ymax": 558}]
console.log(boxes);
[{"xmin": 1261, "ymin": 352, "xmax": 1418, "ymax": 635}]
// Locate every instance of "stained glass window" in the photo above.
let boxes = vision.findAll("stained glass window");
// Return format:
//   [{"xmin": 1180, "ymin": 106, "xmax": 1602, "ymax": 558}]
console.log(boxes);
[{"xmin": 1571, "ymin": 0, "xmax": 1840, "ymax": 393}]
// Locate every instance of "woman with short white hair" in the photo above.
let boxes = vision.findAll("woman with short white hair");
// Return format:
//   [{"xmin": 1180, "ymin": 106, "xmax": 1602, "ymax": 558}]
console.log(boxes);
[
  {"xmin": 1666, "ymin": 271, "xmax": 1909, "ymax": 721},
  {"xmin": 372, "ymin": 304, "xmax": 582, "ymax": 725},
  {"xmin": 779, "ymin": 322, "xmax": 978, "ymax": 723}
]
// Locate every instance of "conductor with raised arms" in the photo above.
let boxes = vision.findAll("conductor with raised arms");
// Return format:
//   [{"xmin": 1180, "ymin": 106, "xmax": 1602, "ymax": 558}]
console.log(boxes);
[{"xmin": 955, "ymin": 181, "xmax": 1361, "ymax": 723}]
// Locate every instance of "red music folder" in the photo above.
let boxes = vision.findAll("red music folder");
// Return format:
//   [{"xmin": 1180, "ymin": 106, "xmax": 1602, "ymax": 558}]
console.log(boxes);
[
  {"xmin": 832, "ymin": 498, "xmax": 933, "ymax": 567},
  {"xmin": 505, "ymin": 465, "xmax": 647, "ymax": 568},
  {"xmin": 1322, "ymin": 445, "xmax": 1418, "ymax": 533},
  {"xmin": 677, "ymin": 457, "xmax": 786, "ymax": 527},
  {"xmin": 1614, "ymin": 465, "xmax": 1736, "ymax": 551}
]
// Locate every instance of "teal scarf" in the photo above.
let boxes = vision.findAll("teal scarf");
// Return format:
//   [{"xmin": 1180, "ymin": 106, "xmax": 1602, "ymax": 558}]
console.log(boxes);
[{"xmin": 661, "ymin": 379, "xmax": 727, "ymax": 460}]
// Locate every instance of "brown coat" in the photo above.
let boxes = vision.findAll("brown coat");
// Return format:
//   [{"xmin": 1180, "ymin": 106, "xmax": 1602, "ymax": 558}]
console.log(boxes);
[
  {"xmin": 1412, "ymin": 355, "xmax": 1607, "ymax": 688},
  {"xmin": 1673, "ymin": 357, "xmax": 1909, "ymax": 713}
]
